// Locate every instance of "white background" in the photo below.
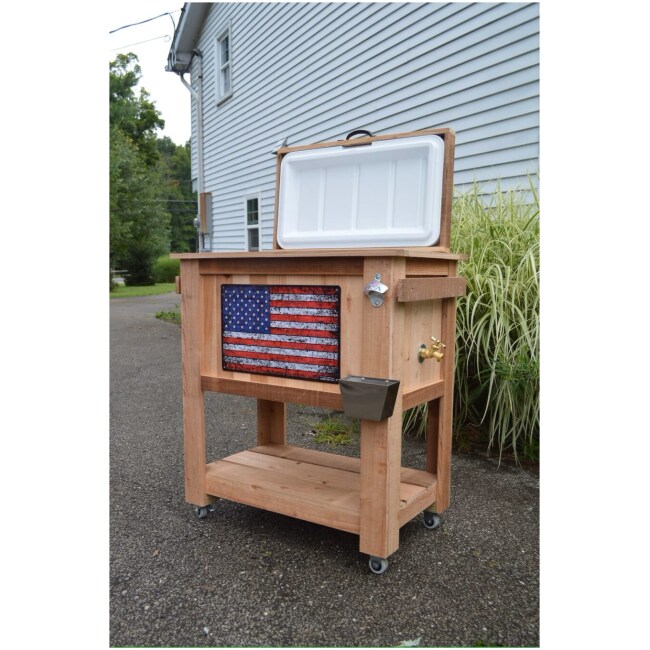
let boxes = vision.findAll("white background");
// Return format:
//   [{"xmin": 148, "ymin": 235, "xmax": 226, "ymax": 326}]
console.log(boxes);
[{"xmin": 2, "ymin": 1, "xmax": 650, "ymax": 649}]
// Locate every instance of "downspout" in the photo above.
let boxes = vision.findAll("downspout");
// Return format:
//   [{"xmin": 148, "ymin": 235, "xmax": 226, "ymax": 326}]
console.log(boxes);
[{"xmin": 178, "ymin": 49, "xmax": 207, "ymax": 251}]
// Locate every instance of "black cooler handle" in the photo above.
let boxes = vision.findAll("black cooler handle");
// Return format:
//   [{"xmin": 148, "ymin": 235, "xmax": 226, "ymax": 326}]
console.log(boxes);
[{"xmin": 345, "ymin": 129, "xmax": 374, "ymax": 140}]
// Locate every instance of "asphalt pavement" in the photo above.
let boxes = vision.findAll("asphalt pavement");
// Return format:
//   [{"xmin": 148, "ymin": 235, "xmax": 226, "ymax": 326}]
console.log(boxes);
[{"xmin": 110, "ymin": 291, "xmax": 539, "ymax": 648}]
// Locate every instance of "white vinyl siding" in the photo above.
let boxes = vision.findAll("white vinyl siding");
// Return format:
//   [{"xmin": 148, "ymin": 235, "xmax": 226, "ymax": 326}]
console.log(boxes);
[{"xmin": 189, "ymin": 2, "xmax": 539, "ymax": 251}]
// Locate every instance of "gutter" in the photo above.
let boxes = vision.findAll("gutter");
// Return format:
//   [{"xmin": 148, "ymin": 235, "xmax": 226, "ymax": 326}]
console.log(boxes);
[
  {"xmin": 166, "ymin": 3, "xmax": 210, "ymax": 250},
  {"xmin": 179, "ymin": 51, "xmax": 206, "ymax": 249}
]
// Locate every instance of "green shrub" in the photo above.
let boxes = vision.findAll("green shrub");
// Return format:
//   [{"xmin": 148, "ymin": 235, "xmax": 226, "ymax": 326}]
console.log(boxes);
[
  {"xmin": 403, "ymin": 180, "xmax": 540, "ymax": 462},
  {"xmin": 123, "ymin": 241, "xmax": 156, "ymax": 286},
  {"xmin": 152, "ymin": 255, "xmax": 180, "ymax": 283}
]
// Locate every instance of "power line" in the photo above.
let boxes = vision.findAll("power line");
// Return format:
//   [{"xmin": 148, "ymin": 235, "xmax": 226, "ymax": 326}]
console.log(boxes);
[
  {"xmin": 109, "ymin": 9, "xmax": 180, "ymax": 35},
  {"xmin": 111, "ymin": 34, "xmax": 171, "ymax": 52}
]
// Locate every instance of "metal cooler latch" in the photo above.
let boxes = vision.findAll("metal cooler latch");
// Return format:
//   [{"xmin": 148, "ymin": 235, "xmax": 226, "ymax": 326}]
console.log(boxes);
[{"xmin": 363, "ymin": 274, "xmax": 389, "ymax": 307}]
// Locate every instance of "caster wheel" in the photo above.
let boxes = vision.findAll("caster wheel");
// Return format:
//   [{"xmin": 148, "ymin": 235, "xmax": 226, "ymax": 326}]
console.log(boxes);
[
  {"xmin": 195, "ymin": 504, "xmax": 215, "ymax": 519},
  {"xmin": 368, "ymin": 556, "xmax": 389, "ymax": 575},
  {"xmin": 423, "ymin": 511, "xmax": 440, "ymax": 529}
]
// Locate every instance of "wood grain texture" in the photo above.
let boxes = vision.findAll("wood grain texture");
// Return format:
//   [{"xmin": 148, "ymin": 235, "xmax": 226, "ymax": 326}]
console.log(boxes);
[
  {"xmin": 257, "ymin": 400, "xmax": 287, "ymax": 445},
  {"xmin": 198, "ymin": 256, "xmax": 363, "ymax": 277},
  {"xmin": 205, "ymin": 457, "xmax": 360, "ymax": 533},
  {"xmin": 426, "ymin": 399, "xmax": 440, "ymax": 475},
  {"xmin": 404, "ymin": 258, "xmax": 452, "ymax": 276},
  {"xmin": 204, "ymin": 445, "xmax": 437, "ymax": 534},
  {"xmin": 400, "ymin": 299, "xmax": 442, "ymax": 391},
  {"xmin": 171, "ymin": 248, "xmax": 466, "ymax": 261},
  {"xmin": 276, "ymin": 128, "xmax": 453, "ymax": 155},
  {"xmin": 402, "ymin": 380, "xmax": 445, "ymax": 410},
  {"xmin": 397, "ymin": 277, "xmax": 466, "ymax": 302},
  {"xmin": 272, "ymin": 153, "xmax": 284, "ymax": 249},
  {"xmin": 358, "ymin": 257, "xmax": 405, "ymax": 558},
  {"xmin": 201, "ymin": 375, "xmax": 344, "ymax": 409},
  {"xmin": 439, "ymin": 130, "xmax": 456, "ymax": 250},
  {"xmin": 435, "ymin": 291, "xmax": 459, "ymax": 513},
  {"xmin": 201, "ymin": 274, "xmax": 219, "ymax": 376},
  {"xmin": 180, "ymin": 260, "xmax": 209, "ymax": 506},
  {"xmin": 253, "ymin": 444, "xmax": 436, "ymax": 488}
]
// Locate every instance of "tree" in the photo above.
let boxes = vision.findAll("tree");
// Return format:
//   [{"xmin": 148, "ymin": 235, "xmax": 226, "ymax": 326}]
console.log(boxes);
[
  {"xmin": 110, "ymin": 53, "xmax": 165, "ymax": 167},
  {"xmin": 110, "ymin": 53, "xmax": 170, "ymax": 285},
  {"xmin": 110, "ymin": 127, "xmax": 170, "ymax": 284},
  {"xmin": 157, "ymin": 137, "xmax": 197, "ymax": 253}
]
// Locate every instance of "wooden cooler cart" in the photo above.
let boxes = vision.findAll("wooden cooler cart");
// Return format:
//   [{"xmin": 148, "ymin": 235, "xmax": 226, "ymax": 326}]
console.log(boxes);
[{"xmin": 172, "ymin": 129, "xmax": 465, "ymax": 574}]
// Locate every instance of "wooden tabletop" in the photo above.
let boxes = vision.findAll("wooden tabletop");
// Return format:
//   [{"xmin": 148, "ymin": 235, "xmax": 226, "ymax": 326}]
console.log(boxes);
[{"xmin": 171, "ymin": 247, "xmax": 467, "ymax": 261}]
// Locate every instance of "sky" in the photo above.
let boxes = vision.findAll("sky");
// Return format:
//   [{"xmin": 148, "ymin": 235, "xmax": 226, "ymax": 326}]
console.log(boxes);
[{"xmin": 108, "ymin": 0, "xmax": 191, "ymax": 145}]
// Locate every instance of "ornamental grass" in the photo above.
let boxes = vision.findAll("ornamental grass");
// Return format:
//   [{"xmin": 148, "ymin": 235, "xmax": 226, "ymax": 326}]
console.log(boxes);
[{"xmin": 403, "ymin": 179, "xmax": 540, "ymax": 462}]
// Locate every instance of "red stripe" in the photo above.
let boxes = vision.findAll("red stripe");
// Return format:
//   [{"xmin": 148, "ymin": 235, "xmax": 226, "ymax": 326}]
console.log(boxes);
[
  {"xmin": 269, "ymin": 286, "xmax": 337, "ymax": 295},
  {"xmin": 270, "ymin": 314, "xmax": 338, "ymax": 324},
  {"xmin": 223, "ymin": 336, "xmax": 338, "ymax": 352},
  {"xmin": 270, "ymin": 300, "xmax": 337, "ymax": 309},
  {"xmin": 270, "ymin": 327, "xmax": 337, "ymax": 338},
  {"xmin": 225, "ymin": 350, "xmax": 338, "ymax": 367},
  {"xmin": 224, "ymin": 362, "xmax": 338, "ymax": 380}
]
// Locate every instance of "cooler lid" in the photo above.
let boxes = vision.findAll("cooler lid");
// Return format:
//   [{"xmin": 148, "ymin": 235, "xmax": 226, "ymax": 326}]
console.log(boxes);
[{"xmin": 276, "ymin": 133, "xmax": 445, "ymax": 249}]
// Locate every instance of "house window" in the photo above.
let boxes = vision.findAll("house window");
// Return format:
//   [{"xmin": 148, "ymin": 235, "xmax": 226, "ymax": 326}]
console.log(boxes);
[
  {"xmin": 245, "ymin": 195, "xmax": 261, "ymax": 251},
  {"xmin": 216, "ymin": 24, "xmax": 232, "ymax": 103}
]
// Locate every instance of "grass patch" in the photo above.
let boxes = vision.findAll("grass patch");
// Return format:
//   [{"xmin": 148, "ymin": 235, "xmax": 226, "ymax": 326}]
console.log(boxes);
[
  {"xmin": 110, "ymin": 283, "xmax": 175, "ymax": 298},
  {"xmin": 312, "ymin": 414, "xmax": 359, "ymax": 446},
  {"xmin": 155, "ymin": 309, "xmax": 181, "ymax": 325}
]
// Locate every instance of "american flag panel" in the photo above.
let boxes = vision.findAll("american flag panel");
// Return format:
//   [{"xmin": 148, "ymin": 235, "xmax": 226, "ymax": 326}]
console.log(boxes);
[{"xmin": 221, "ymin": 284, "xmax": 341, "ymax": 383}]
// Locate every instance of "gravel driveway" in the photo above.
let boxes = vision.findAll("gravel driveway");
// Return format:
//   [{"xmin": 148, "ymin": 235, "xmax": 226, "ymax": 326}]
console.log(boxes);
[{"xmin": 110, "ymin": 291, "xmax": 539, "ymax": 647}]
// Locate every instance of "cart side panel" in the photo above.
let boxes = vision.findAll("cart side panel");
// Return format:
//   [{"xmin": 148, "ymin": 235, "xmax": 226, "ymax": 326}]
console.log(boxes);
[{"xmin": 399, "ymin": 299, "xmax": 443, "ymax": 392}]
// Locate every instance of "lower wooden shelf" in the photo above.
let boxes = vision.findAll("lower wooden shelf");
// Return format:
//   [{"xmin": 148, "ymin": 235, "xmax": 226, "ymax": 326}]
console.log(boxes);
[{"xmin": 204, "ymin": 443, "xmax": 437, "ymax": 535}]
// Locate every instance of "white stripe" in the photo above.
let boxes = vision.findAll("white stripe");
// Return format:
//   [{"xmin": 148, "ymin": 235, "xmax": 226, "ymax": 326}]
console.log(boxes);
[
  {"xmin": 223, "ymin": 356, "xmax": 337, "ymax": 373},
  {"xmin": 223, "ymin": 331, "xmax": 337, "ymax": 346},
  {"xmin": 223, "ymin": 344, "xmax": 338, "ymax": 360},
  {"xmin": 270, "ymin": 293, "xmax": 338, "ymax": 302},
  {"xmin": 270, "ymin": 307, "xmax": 337, "ymax": 316},
  {"xmin": 271, "ymin": 321, "xmax": 338, "ymax": 331}
]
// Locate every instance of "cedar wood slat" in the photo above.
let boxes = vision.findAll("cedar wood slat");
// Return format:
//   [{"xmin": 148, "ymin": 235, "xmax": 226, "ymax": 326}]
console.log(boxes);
[
  {"xmin": 204, "ymin": 446, "xmax": 437, "ymax": 532},
  {"xmin": 253, "ymin": 444, "xmax": 436, "ymax": 488},
  {"xmin": 172, "ymin": 248, "xmax": 465, "ymax": 260},
  {"xmin": 201, "ymin": 374, "xmax": 445, "ymax": 410},
  {"xmin": 205, "ymin": 459, "xmax": 360, "ymax": 533},
  {"xmin": 397, "ymin": 277, "xmax": 467, "ymax": 302}
]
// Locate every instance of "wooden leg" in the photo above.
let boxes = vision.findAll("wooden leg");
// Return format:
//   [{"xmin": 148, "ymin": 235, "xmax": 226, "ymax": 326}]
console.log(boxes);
[
  {"xmin": 181, "ymin": 260, "xmax": 209, "ymax": 506},
  {"xmin": 358, "ymin": 256, "xmax": 405, "ymax": 559},
  {"xmin": 359, "ymin": 404, "xmax": 402, "ymax": 559},
  {"xmin": 257, "ymin": 399, "xmax": 287, "ymax": 446},
  {"xmin": 426, "ymin": 398, "xmax": 440, "ymax": 475},
  {"xmin": 436, "ymin": 294, "xmax": 458, "ymax": 513}
]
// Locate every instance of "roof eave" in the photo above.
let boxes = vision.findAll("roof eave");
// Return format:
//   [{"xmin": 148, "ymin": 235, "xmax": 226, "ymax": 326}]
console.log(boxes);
[{"xmin": 166, "ymin": 2, "xmax": 210, "ymax": 74}]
